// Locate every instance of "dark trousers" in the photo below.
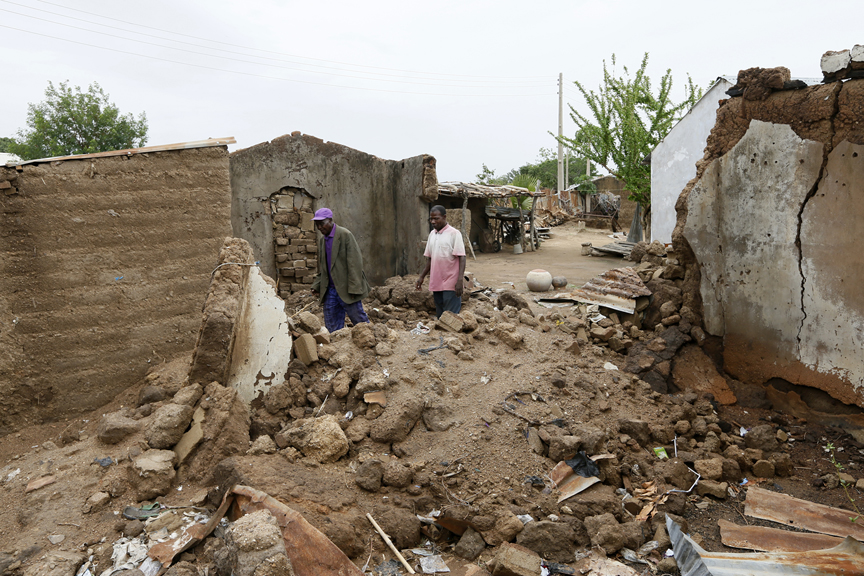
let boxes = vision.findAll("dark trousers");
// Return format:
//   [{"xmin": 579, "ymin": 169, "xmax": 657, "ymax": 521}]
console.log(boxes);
[
  {"xmin": 433, "ymin": 290, "xmax": 461, "ymax": 318},
  {"xmin": 323, "ymin": 284, "xmax": 369, "ymax": 332}
]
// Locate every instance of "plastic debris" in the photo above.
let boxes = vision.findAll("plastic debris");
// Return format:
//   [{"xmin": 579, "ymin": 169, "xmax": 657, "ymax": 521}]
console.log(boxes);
[
  {"xmin": 410, "ymin": 322, "xmax": 431, "ymax": 336},
  {"xmin": 94, "ymin": 457, "xmax": 114, "ymax": 467},
  {"xmin": 517, "ymin": 514, "xmax": 534, "ymax": 524},
  {"xmin": 653, "ymin": 447, "xmax": 669, "ymax": 460},
  {"xmin": 419, "ymin": 555, "xmax": 449, "ymax": 573},
  {"xmin": 122, "ymin": 503, "xmax": 161, "ymax": 520}
]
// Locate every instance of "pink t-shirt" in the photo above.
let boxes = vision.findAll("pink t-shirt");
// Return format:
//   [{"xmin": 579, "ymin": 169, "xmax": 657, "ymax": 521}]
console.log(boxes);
[{"xmin": 424, "ymin": 224, "xmax": 466, "ymax": 291}]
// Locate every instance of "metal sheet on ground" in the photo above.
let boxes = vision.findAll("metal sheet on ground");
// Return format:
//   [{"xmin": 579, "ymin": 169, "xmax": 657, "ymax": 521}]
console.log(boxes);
[
  {"xmin": 668, "ymin": 515, "xmax": 864, "ymax": 576},
  {"xmin": 744, "ymin": 486, "xmax": 864, "ymax": 540},
  {"xmin": 718, "ymin": 519, "xmax": 843, "ymax": 552}
]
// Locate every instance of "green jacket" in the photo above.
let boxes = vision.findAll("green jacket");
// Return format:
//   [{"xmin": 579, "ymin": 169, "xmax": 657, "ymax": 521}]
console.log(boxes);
[{"xmin": 310, "ymin": 225, "xmax": 370, "ymax": 305}]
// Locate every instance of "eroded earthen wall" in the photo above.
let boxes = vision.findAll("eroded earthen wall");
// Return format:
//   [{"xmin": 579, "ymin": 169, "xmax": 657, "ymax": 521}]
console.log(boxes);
[
  {"xmin": 0, "ymin": 147, "xmax": 231, "ymax": 434},
  {"xmin": 674, "ymin": 77, "xmax": 864, "ymax": 406},
  {"xmin": 229, "ymin": 133, "xmax": 436, "ymax": 288}
]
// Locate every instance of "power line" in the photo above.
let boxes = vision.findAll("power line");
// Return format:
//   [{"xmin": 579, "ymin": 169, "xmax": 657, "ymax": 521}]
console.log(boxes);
[
  {"xmin": 3, "ymin": 0, "xmax": 551, "ymax": 86},
  {"xmin": 0, "ymin": 8, "xmax": 554, "ymax": 90},
  {"xmin": 29, "ymin": 0, "xmax": 551, "ymax": 81},
  {"xmin": 0, "ymin": 24, "xmax": 556, "ymax": 97}
]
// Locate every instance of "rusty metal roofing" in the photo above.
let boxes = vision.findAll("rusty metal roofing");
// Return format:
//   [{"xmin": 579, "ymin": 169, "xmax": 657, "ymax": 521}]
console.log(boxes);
[
  {"xmin": 570, "ymin": 266, "xmax": 651, "ymax": 313},
  {"xmin": 745, "ymin": 486, "xmax": 864, "ymax": 541},
  {"xmin": 438, "ymin": 181, "xmax": 542, "ymax": 198},
  {"xmin": 667, "ymin": 515, "xmax": 864, "ymax": 576},
  {"xmin": 13, "ymin": 137, "xmax": 236, "ymax": 166}
]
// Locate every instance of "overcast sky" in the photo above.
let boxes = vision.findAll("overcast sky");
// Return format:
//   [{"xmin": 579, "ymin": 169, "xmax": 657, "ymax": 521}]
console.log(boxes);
[{"xmin": 1, "ymin": 0, "xmax": 860, "ymax": 181}]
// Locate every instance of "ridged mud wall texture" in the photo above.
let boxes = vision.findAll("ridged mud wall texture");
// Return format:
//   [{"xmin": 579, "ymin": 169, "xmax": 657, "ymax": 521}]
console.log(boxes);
[
  {"xmin": 0, "ymin": 147, "xmax": 232, "ymax": 434},
  {"xmin": 229, "ymin": 133, "xmax": 437, "ymax": 285},
  {"xmin": 673, "ymin": 78, "xmax": 864, "ymax": 407}
]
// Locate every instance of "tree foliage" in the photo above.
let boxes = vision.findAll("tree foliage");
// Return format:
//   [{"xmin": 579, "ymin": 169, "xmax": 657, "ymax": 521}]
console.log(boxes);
[
  {"xmin": 476, "ymin": 148, "xmax": 591, "ymax": 190},
  {"xmin": 0, "ymin": 137, "xmax": 15, "ymax": 154},
  {"xmin": 8, "ymin": 81, "xmax": 148, "ymax": 160},
  {"xmin": 559, "ymin": 53, "xmax": 701, "ymax": 209}
]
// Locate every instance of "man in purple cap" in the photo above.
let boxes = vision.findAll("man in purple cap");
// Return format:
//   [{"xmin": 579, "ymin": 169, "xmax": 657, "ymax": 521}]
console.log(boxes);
[{"xmin": 310, "ymin": 208, "xmax": 371, "ymax": 332}]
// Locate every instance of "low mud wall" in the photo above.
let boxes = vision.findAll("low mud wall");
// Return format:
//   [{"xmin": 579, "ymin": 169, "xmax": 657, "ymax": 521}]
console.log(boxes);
[
  {"xmin": 673, "ymin": 74, "xmax": 864, "ymax": 407},
  {"xmin": 0, "ymin": 147, "xmax": 232, "ymax": 434}
]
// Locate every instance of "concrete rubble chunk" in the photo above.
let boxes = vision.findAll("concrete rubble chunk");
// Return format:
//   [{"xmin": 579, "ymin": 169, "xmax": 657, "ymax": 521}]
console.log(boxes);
[
  {"xmin": 227, "ymin": 509, "xmax": 293, "ymax": 576},
  {"xmin": 297, "ymin": 311, "xmax": 322, "ymax": 334},
  {"xmin": 96, "ymin": 411, "xmax": 141, "ymax": 444},
  {"xmin": 173, "ymin": 406, "xmax": 205, "ymax": 465},
  {"xmin": 277, "ymin": 414, "xmax": 349, "ymax": 463},
  {"xmin": 130, "ymin": 449, "xmax": 177, "ymax": 500},
  {"xmin": 489, "ymin": 542, "xmax": 541, "ymax": 576},
  {"xmin": 821, "ymin": 49, "xmax": 852, "ymax": 74},
  {"xmin": 146, "ymin": 403, "xmax": 195, "ymax": 449}
]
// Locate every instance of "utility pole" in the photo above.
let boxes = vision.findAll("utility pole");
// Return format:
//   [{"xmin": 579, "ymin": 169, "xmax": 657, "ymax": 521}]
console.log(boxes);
[
  {"xmin": 565, "ymin": 150, "xmax": 570, "ymax": 190},
  {"xmin": 557, "ymin": 73, "xmax": 564, "ymax": 194}
]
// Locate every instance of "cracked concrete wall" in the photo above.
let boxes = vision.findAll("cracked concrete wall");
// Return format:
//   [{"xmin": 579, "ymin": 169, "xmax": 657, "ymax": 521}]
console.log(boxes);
[
  {"xmin": 229, "ymin": 133, "xmax": 437, "ymax": 285},
  {"xmin": 676, "ymin": 77, "xmax": 864, "ymax": 407}
]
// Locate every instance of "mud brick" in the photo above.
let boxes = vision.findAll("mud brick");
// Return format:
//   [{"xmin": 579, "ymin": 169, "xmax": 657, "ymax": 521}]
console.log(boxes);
[
  {"xmin": 291, "ymin": 239, "xmax": 313, "ymax": 246},
  {"xmin": 280, "ymin": 268, "xmax": 294, "ymax": 277},
  {"xmin": 275, "ymin": 246, "xmax": 289, "ymax": 254},
  {"xmin": 276, "ymin": 238, "xmax": 289, "ymax": 246},
  {"xmin": 303, "ymin": 231, "xmax": 317, "ymax": 240},
  {"xmin": 437, "ymin": 311, "xmax": 464, "ymax": 333},
  {"xmin": 313, "ymin": 327, "xmax": 331, "ymax": 345},
  {"xmin": 294, "ymin": 333, "xmax": 318, "ymax": 365},
  {"xmin": 292, "ymin": 260, "xmax": 306, "ymax": 268},
  {"xmin": 294, "ymin": 268, "xmax": 310, "ymax": 278},
  {"xmin": 306, "ymin": 244, "xmax": 318, "ymax": 253},
  {"xmin": 279, "ymin": 290, "xmax": 291, "ymax": 299},
  {"xmin": 291, "ymin": 283, "xmax": 306, "ymax": 292},
  {"xmin": 490, "ymin": 543, "xmax": 540, "ymax": 576},
  {"xmin": 300, "ymin": 212, "xmax": 314, "ymax": 231},
  {"xmin": 276, "ymin": 254, "xmax": 288, "ymax": 263},
  {"xmin": 302, "ymin": 276, "xmax": 313, "ymax": 284}
]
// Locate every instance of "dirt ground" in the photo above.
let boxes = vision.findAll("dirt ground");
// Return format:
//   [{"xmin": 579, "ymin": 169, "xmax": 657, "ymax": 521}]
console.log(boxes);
[
  {"xmin": 1, "ymin": 223, "xmax": 863, "ymax": 576},
  {"xmin": 467, "ymin": 223, "xmax": 626, "ymax": 292}
]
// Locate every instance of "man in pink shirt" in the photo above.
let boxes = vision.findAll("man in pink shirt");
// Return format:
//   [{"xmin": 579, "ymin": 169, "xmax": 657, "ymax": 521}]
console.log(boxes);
[{"xmin": 415, "ymin": 205, "xmax": 466, "ymax": 317}]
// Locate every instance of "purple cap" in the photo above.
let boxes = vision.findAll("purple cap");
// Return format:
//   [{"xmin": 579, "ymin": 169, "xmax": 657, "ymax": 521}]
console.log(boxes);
[{"xmin": 312, "ymin": 208, "xmax": 333, "ymax": 221}]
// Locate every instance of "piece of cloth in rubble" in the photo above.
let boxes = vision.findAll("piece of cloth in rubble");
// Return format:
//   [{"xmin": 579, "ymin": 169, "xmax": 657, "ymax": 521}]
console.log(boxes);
[
  {"xmin": 311, "ymin": 224, "xmax": 370, "ymax": 305},
  {"xmin": 423, "ymin": 223, "xmax": 465, "ymax": 292},
  {"xmin": 565, "ymin": 452, "xmax": 600, "ymax": 478}
]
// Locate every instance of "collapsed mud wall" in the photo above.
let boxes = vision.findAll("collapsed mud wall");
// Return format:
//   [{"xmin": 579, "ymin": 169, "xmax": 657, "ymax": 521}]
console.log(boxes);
[
  {"xmin": 0, "ymin": 146, "xmax": 232, "ymax": 434},
  {"xmin": 229, "ymin": 132, "xmax": 437, "ymax": 292},
  {"xmin": 673, "ymin": 74, "xmax": 864, "ymax": 407}
]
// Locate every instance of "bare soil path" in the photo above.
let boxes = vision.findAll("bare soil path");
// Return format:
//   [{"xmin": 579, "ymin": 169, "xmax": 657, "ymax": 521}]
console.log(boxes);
[{"xmin": 465, "ymin": 222, "xmax": 626, "ymax": 292}]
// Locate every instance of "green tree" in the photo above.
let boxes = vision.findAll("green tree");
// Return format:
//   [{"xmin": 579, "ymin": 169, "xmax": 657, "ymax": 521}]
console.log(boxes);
[
  {"xmin": 559, "ymin": 53, "xmax": 701, "ymax": 211},
  {"xmin": 8, "ymin": 81, "xmax": 148, "ymax": 160},
  {"xmin": 475, "ymin": 163, "xmax": 507, "ymax": 186},
  {"xmin": 506, "ymin": 147, "xmax": 590, "ymax": 190},
  {"xmin": 0, "ymin": 137, "xmax": 15, "ymax": 153}
]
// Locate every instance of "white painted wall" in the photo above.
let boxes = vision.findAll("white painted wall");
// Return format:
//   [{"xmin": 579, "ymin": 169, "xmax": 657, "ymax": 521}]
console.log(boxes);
[{"xmin": 651, "ymin": 79, "xmax": 732, "ymax": 243}]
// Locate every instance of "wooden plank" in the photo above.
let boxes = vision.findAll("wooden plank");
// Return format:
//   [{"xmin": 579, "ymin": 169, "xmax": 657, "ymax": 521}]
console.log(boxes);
[
  {"xmin": 719, "ymin": 519, "xmax": 844, "ymax": 552},
  {"xmin": 744, "ymin": 486, "xmax": 864, "ymax": 540}
]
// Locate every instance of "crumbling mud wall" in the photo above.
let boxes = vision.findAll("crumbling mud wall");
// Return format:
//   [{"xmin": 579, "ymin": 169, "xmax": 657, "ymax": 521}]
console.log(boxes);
[
  {"xmin": 229, "ymin": 132, "xmax": 437, "ymax": 293},
  {"xmin": 673, "ymin": 72, "xmax": 864, "ymax": 407},
  {"xmin": 0, "ymin": 146, "xmax": 232, "ymax": 434}
]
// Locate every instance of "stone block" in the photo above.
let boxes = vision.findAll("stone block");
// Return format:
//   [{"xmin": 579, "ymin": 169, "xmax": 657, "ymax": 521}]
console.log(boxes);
[
  {"xmin": 292, "ymin": 260, "xmax": 306, "ymax": 268},
  {"xmin": 590, "ymin": 326, "xmax": 615, "ymax": 341},
  {"xmin": 280, "ymin": 268, "xmax": 294, "ymax": 277},
  {"xmin": 294, "ymin": 334, "xmax": 318, "ymax": 365},
  {"xmin": 696, "ymin": 480, "xmax": 728, "ymax": 499},
  {"xmin": 437, "ymin": 311, "xmax": 464, "ymax": 333},
  {"xmin": 306, "ymin": 244, "xmax": 318, "ymax": 253},
  {"xmin": 276, "ymin": 254, "xmax": 288, "ymax": 263},
  {"xmin": 313, "ymin": 327, "xmax": 331, "ymax": 344},
  {"xmin": 490, "ymin": 543, "xmax": 541, "ymax": 576},
  {"xmin": 297, "ymin": 311, "xmax": 322, "ymax": 333}
]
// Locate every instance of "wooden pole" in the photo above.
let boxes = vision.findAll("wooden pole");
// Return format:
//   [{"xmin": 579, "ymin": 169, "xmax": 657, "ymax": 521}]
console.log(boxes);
[
  {"xmin": 529, "ymin": 195, "xmax": 538, "ymax": 251},
  {"xmin": 517, "ymin": 197, "xmax": 525, "ymax": 252},
  {"xmin": 462, "ymin": 194, "xmax": 476, "ymax": 260},
  {"xmin": 367, "ymin": 513, "xmax": 415, "ymax": 574}
]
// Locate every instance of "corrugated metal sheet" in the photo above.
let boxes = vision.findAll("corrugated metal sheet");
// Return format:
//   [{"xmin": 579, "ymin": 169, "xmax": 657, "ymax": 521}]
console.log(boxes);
[
  {"xmin": 13, "ymin": 137, "xmax": 236, "ymax": 166},
  {"xmin": 438, "ymin": 181, "xmax": 542, "ymax": 198},
  {"xmin": 719, "ymin": 519, "xmax": 843, "ymax": 552},
  {"xmin": 668, "ymin": 515, "xmax": 864, "ymax": 576},
  {"xmin": 745, "ymin": 486, "xmax": 864, "ymax": 540},
  {"xmin": 570, "ymin": 267, "xmax": 651, "ymax": 313}
]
